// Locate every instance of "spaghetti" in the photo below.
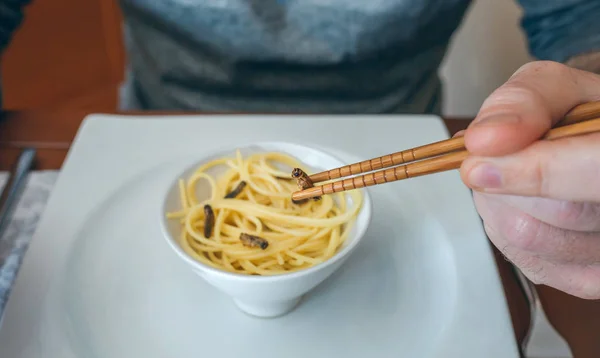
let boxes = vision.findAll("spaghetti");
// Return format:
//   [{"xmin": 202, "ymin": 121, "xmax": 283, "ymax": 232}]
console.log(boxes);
[{"xmin": 166, "ymin": 150, "xmax": 363, "ymax": 276}]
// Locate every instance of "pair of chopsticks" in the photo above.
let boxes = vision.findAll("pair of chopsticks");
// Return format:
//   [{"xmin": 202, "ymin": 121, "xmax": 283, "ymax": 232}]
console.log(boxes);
[{"xmin": 291, "ymin": 101, "xmax": 600, "ymax": 201}]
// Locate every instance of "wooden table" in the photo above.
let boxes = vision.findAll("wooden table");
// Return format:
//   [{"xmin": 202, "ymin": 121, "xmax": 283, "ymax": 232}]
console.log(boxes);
[{"xmin": 1, "ymin": 110, "xmax": 599, "ymax": 357}]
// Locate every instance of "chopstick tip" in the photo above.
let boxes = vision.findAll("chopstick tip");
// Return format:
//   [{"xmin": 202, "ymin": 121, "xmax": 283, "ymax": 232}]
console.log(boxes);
[{"xmin": 292, "ymin": 187, "xmax": 323, "ymax": 202}]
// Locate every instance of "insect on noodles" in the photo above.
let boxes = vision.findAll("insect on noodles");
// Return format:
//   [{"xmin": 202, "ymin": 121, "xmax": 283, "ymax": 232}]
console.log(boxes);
[
  {"xmin": 166, "ymin": 150, "xmax": 363, "ymax": 276},
  {"xmin": 203, "ymin": 205, "xmax": 215, "ymax": 238}
]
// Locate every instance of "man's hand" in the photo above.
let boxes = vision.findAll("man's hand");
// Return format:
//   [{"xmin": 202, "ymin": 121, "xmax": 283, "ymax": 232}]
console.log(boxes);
[{"xmin": 460, "ymin": 61, "xmax": 600, "ymax": 299}]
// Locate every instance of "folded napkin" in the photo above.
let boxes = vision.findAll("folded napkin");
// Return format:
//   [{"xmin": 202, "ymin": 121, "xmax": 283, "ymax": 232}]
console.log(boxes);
[{"xmin": 0, "ymin": 171, "xmax": 59, "ymax": 317}]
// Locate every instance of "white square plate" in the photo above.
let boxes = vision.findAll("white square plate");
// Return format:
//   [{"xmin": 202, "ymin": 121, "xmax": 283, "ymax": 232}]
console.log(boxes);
[{"xmin": 0, "ymin": 114, "xmax": 519, "ymax": 357}]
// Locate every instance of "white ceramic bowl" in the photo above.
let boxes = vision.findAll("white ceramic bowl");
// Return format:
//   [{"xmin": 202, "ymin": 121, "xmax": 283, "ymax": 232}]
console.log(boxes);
[{"xmin": 160, "ymin": 142, "xmax": 372, "ymax": 318}]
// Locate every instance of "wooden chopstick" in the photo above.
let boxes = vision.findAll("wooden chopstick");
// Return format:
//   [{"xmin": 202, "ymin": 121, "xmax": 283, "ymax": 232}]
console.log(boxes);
[
  {"xmin": 308, "ymin": 101, "xmax": 600, "ymax": 184},
  {"xmin": 292, "ymin": 115, "xmax": 600, "ymax": 201}
]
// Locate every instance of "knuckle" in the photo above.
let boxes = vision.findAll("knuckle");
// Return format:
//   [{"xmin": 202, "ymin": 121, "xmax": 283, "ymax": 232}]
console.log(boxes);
[
  {"xmin": 567, "ymin": 267, "xmax": 600, "ymax": 300},
  {"xmin": 580, "ymin": 284, "xmax": 600, "ymax": 300},
  {"xmin": 578, "ymin": 286, "xmax": 600, "ymax": 300},
  {"xmin": 506, "ymin": 61, "xmax": 579, "ymax": 104},
  {"xmin": 512, "ymin": 61, "xmax": 568, "ymax": 79},
  {"xmin": 503, "ymin": 213, "xmax": 545, "ymax": 252},
  {"xmin": 555, "ymin": 202, "xmax": 600, "ymax": 231},
  {"xmin": 556, "ymin": 201, "xmax": 585, "ymax": 223}
]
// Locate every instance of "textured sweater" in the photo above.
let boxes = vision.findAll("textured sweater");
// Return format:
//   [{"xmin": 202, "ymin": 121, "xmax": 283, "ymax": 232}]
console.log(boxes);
[{"xmin": 2, "ymin": 0, "xmax": 600, "ymax": 113}]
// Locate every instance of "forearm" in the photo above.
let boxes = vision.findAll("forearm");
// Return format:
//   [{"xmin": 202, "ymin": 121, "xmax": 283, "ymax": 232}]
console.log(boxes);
[{"xmin": 565, "ymin": 51, "xmax": 600, "ymax": 75}]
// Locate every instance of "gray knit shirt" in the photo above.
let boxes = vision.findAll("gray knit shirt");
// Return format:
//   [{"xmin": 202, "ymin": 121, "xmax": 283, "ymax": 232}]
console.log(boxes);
[{"xmin": 2, "ymin": 0, "xmax": 600, "ymax": 113}]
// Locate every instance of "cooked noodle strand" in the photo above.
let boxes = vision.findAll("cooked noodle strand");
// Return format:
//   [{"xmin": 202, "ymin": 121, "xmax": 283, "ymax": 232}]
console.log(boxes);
[{"xmin": 167, "ymin": 150, "xmax": 362, "ymax": 276}]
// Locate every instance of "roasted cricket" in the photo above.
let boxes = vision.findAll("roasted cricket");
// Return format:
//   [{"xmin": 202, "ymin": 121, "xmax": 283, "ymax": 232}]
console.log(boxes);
[
  {"xmin": 291, "ymin": 167, "xmax": 321, "ymax": 201},
  {"xmin": 203, "ymin": 204, "xmax": 215, "ymax": 238},
  {"xmin": 224, "ymin": 180, "xmax": 247, "ymax": 199},
  {"xmin": 239, "ymin": 233, "xmax": 269, "ymax": 250}
]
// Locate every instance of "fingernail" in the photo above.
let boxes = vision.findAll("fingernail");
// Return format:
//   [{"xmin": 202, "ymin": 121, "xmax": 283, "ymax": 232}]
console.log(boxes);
[
  {"xmin": 474, "ymin": 114, "xmax": 520, "ymax": 126},
  {"xmin": 468, "ymin": 163, "xmax": 502, "ymax": 189},
  {"xmin": 452, "ymin": 130, "xmax": 465, "ymax": 138}
]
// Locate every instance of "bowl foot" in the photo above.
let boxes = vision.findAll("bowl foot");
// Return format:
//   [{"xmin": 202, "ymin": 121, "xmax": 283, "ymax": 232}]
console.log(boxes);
[{"xmin": 233, "ymin": 297, "xmax": 302, "ymax": 318}]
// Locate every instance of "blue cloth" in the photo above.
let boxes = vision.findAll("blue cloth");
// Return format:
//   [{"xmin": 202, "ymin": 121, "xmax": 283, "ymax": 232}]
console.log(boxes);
[
  {"xmin": 520, "ymin": 0, "xmax": 600, "ymax": 63},
  {"xmin": 2, "ymin": 1, "xmax": 600, "ymax": 112},
  {"xmin": 116, "ymin": 0, "xmax": 600, "ymax": 113}
]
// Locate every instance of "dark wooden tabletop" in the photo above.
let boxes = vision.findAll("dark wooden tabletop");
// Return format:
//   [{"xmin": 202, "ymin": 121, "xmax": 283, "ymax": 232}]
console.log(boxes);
[{"xmin": 1, "ymin": 110, "xmax": 599, "ymax": 357}]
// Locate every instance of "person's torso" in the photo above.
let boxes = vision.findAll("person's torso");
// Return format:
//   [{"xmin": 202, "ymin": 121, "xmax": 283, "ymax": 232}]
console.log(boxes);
[{"xmin": 119, "ymin": 0, "xmax": 472, "ymax": 113}]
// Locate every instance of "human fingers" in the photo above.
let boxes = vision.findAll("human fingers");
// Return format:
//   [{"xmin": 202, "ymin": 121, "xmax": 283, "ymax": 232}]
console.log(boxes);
[
  {"xmin": 461, "ymin": 132, "xmax": 600, "ymax": 202},
  {"xmin": 500, "ymin": 195, "xmax": 600, "ymax": 232},
  {"xmin": 465, "ymin": 61, "xmax": 600, "ymax": 157},
  {"xmin": 473, "ymin": 192, "xmax": 600, "ymax": 266}
]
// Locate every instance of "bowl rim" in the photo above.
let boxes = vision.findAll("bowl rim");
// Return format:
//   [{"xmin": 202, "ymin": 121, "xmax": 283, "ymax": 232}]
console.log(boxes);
[{"xmin": 159, "ymin": 141, "xmax": 373, "ymax": 282}]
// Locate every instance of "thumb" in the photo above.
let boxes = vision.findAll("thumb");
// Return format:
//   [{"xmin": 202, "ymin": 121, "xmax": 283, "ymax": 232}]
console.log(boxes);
[
  {"xmin": 465, "ymin": 61, "xmax": 600, "ymax": 157},
  {"xmin": 460, "ymin": 132, "xmax": 600, "ymax": 202}
]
